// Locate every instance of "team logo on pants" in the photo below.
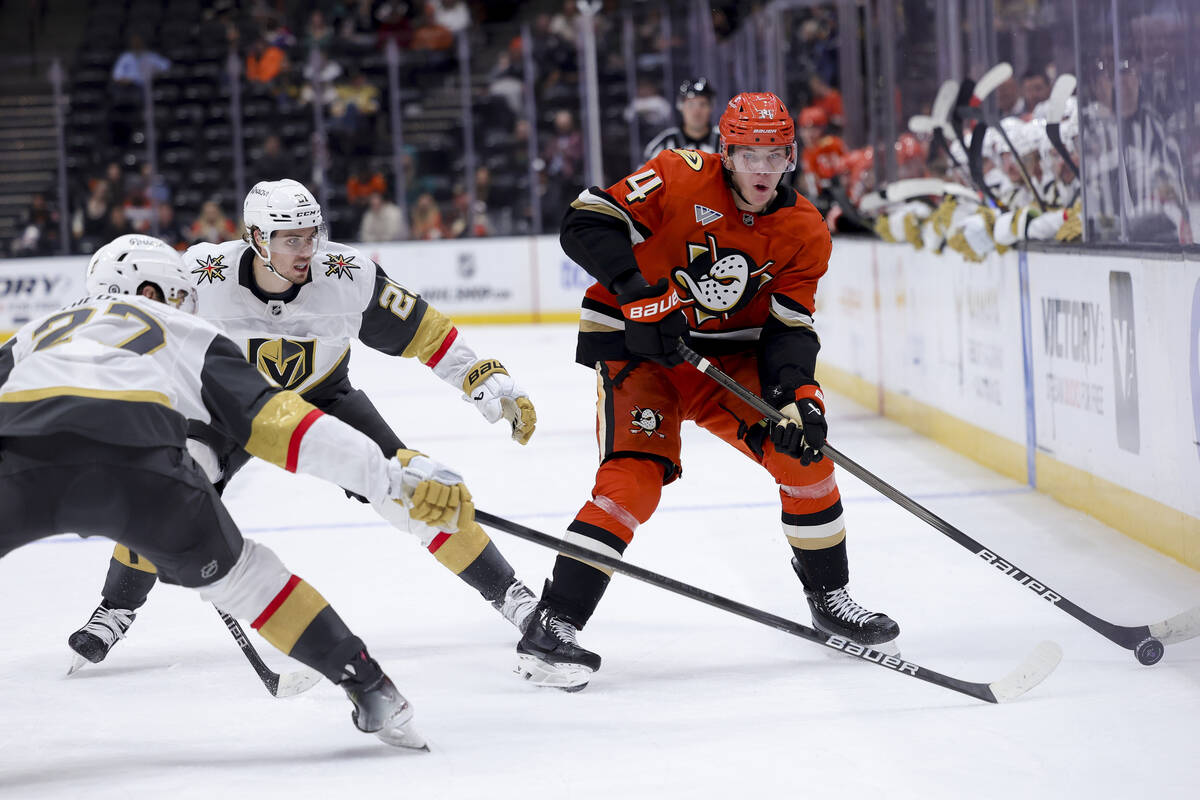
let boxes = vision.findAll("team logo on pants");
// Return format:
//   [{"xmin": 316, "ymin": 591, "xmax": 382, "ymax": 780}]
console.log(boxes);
[
  {"xmin": 630, "ymin": 406, "xmax": 666, "ymax": 437},
  {"xmin": 249, "ymin": 337, "xmax": 316, "ymax": 390},
  {"xmin": 671, "ymin": 233, "xmax": 773, "ymax": 326}
]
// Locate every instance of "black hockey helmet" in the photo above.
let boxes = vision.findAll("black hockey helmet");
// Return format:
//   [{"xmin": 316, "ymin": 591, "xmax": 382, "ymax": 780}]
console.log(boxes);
[{"xmin": 678, "ymin": 77, "xmax": 715, "ymax": 103}]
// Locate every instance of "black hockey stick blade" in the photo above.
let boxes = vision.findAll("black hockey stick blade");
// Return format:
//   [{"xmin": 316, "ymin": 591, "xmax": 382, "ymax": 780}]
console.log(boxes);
[
  {"xmin": 674, "ymin": 340, "xmax": 1200, "ymax": 661},
  {"xmin": 476, "ymin": 509, "xmax": 1059, "ymax": 703},
  {"xmin": 216, "ymin": 609, "xmax": 323, "ymax": 698}
]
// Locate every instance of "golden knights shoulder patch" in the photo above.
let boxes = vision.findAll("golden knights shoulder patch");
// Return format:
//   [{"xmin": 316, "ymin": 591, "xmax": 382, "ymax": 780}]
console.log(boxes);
[
  {"xmin": 192, "ymin": 254, "xmax": 227, "ymax": 284},
  {"xmin": 323, "ymin": 252, "xmax": 360, "ymax": 280}
]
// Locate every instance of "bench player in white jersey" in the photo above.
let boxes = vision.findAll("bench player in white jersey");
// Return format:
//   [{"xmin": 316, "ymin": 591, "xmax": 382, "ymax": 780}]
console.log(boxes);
[
  {"xmin": 67, "ymin": 180, "xmax": 540, "ymax": 671},
  {"xmin": 0, "ymin": 236, "xmax": 482, "ymax": 747}
]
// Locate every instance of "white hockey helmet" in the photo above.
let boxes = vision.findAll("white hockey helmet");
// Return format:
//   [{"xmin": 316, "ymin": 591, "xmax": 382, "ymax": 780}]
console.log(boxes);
[
  {"xmin": 86, "ymin": 234, "xmax": 197, "ymax": 314},
  {"xmin": 242, "ymin": 179, "xmax": 326, "ymax": 263}
]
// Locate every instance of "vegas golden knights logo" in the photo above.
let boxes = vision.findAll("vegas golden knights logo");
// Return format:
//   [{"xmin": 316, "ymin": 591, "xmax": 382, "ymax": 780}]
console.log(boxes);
[{"xmin": 248, "ymin": 337, "xmax": 316, "ymax": 390}]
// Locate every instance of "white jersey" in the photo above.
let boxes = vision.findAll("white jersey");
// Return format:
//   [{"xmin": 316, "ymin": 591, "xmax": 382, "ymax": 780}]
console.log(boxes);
[
  {"xmin": 0, "ymin": 294, "xmax": 396, "ymax": 501},
  {"xmin": 185, "ymin": 239, "xmax": 482, "ymax": 400}
]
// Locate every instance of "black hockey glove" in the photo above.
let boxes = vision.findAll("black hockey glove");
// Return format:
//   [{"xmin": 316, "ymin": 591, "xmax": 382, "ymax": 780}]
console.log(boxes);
[
  {"xmin": 769, "ymin": 384, "xmax": 827, "ymax": 466},
  {"xmin": 617, "ymin": 278, "xmax": 687, "ymax": 367}
]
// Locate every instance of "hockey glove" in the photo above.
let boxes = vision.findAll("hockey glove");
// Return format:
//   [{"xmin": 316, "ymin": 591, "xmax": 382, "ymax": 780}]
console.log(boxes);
[
  {"xmin": 388, "ymin": 449, "xmax": 474, "ymax": 531},
  {"xmin": 617, "ymin": 278, "xmax": 687, "ymax": 367},
  {"xmin": 769, "ymin": 384, "xmax": 828, "ymax": 466},
  {"xmin": 462, "ymin": 359, "xmax": 537, "ymax": 445}
]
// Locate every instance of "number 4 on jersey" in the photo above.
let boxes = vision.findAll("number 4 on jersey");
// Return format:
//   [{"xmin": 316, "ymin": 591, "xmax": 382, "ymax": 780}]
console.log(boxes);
[{"xmin": 624, "ymin": 169, "xmax": 663, "ymax": 203}]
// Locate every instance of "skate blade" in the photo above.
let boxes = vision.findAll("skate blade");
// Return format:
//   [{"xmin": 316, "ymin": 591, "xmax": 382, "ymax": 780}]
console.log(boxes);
[
  {"xmin": 376, "ymin": 722, "xmax": 430, "ymax": 751},
  {"xmin": 66, "ymin": 653, "xmax": 90, "ymax": 676},
  {"xmin": 515, "ymin": 653, "xmax": 593, "ymax": 691}
]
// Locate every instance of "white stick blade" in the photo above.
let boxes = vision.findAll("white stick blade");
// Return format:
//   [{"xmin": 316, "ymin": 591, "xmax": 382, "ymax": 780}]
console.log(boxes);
[
  {"xmin": 932, "ymin": 79, "xmax": 960, "ymax": 123},
  {"xmin": 1046, "ymin": 74, "xmax": 1077, "ymax": 123},
  {"xmin": 974, "ymin": 62, "xmax": 1014, "ymax": 101},
  {"xmin": 273, "ymin": 668, "xmax": 323, "ymax": 698},
  {"xmin": 908, "ymin": 114, "xmax": 937, "ymax": 134},
  {"xmin": 1149, "ymin": 605, "xmax": 1200, "ymax": 645},
  {"xmin": 988, "ymin": 640, "xmax": 1062, "ymax": 703}
]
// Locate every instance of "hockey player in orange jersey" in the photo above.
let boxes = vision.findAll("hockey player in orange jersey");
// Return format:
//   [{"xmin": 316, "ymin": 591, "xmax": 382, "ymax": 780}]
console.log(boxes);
[{"xmin": 515, "ymin": 92, "xmax": 899, "ymax": 690}]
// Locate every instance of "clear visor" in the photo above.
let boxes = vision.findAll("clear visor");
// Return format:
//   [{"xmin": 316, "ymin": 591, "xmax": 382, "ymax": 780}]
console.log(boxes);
[
  {"xmin": 268, "ymin": 223, "xmax": 327, "ymax": 256},
  {"xmin": 722, "ymin": 143, "xmax": 797, "ymax": 174}
]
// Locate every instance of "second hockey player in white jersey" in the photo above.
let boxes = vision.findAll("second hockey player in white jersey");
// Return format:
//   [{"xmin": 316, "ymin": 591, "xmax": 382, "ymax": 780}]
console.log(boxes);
[{"xmin": 68, "ymin": 180, "xmax": 541, "ymax": 670}]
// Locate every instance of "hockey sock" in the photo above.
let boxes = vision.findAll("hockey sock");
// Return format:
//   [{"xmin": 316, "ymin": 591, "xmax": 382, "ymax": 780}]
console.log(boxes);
[
  {"xmin": 250, "ymin": 574, "xmax": 363, "ymax": 682},
  {"xmin": 449, "ymin": 540, "xmax": 517, "ymax": 603},
  {"xmin": 790, "ymin": 538, "xmax": 850, "ymax": 592},
  {"xmin": 102, "ymin": 545, "xmax": 159, "ymax": 610}
]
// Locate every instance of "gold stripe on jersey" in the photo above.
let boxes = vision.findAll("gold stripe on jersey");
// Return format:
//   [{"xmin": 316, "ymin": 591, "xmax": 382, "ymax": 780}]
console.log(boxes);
[
  {"xmin": 244, "ymin": 390, "xmax": 319, "ymax": 468},
  {"xmin": 112, "ymin": 544, "xmax": 158, "ymax": 574},
  {"xmin": 768, "ymin": 297, "xmax": 816, "ymax": 331},
  {"xmin": 430, "ymin": 521, "xmax": 490, "ymax": 574},
  {"xmin": 570, "ymin": 189, "xmax": 647, "ymax": 245},
  {"xmin": 0, "ymin": 386, "xmax": 171, "ymax": 407},
  {"xmin": 785, "ymin": 528, "xmax": 846, "ymax": 551},
  {"xmin": 256, "ymin": 579, "xmax": 329, "ymax": 654},
  {"xmin": 400, "ymin": 305, "xmax": 454, "ymax": 363}
]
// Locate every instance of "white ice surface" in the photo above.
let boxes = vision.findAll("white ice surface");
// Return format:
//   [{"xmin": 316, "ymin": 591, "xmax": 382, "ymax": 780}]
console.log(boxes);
[{"xmin": 2, "ymin": 323, "xmax": 1198, "ymax": 799}]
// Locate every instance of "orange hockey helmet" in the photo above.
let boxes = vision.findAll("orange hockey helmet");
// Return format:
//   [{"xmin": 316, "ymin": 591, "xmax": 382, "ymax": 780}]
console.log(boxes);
[
  {"xmin": 798, "ymin": 105, "xmax": 829, "ymax": 130},
  {"xmin": 719, "ymin": 92, "xmax": 797, "ymax": 173}
]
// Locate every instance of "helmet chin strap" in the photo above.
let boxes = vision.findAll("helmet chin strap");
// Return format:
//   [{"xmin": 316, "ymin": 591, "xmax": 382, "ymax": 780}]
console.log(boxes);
[{"xmin": 250, "ymin": 229, "xmax": 287, "ymax": 279}]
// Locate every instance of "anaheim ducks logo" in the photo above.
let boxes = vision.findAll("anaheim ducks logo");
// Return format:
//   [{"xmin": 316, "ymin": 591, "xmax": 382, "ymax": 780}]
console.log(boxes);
[
  {"xmin": 670, "ymin": 233, "xmax": 773, "ymax": 326},
  {"xmin": 630, "ymin": 406, "xmax": 666, "ymax": 438},
  {"xmin": 248, "ymin": 337, "xmax": 316, "ymax": 390},
  {"xmin": 323, "ymin": 252, "xmax": 360, "ymax": 280},
  {"xmin": 192, "ymin": 254, "xmax": 227, "ymax": 284}
]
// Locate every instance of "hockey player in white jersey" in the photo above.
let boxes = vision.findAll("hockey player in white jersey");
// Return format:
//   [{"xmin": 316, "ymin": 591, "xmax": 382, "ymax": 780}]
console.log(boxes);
[
  {"xmin": 67, "ymin": 180, "xmax": 540, "ymax": 670},
  {"xmin": 0, "ymin": 236, "xmax": 478, "ymax": 747}
]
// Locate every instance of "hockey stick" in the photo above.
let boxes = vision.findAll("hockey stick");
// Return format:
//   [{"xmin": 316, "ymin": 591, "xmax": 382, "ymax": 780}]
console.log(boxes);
[
  {"xmin": 216, "ymin": 608, "xmax": 323, "ymax": 698},
  {"xmin": 1045, "ymin": 73, "xmax": 1081, "ymax": 183},
  {"xmin": 957, "ymin": 63, "xmax": 1015, "ymax": 209},
  {"xmin": 674, "ymin": 340, "xmax": 1200, "ymax": 665},
  {"xmin": 476, "ymin": 509, "xmax": 1059, "ymax": 703}
]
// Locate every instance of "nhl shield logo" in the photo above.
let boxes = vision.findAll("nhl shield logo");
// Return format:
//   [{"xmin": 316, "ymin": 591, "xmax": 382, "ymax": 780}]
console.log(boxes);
[{"xmin": 249, "ymin": 337, "xmax": 316, "ymax": 390}]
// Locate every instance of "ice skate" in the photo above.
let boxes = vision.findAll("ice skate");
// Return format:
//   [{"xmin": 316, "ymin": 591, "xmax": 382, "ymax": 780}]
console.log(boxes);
[
  {"xmin": 339, "ymin": 650, "xmax": 428, "ymax": 751},
  {"xmin": 797, "ymin": 564, "xmax": 900, "ymax": 656},
  {"xmin": 67, "ymin": 603, "xmax": 136, "ymax": 675},
  {"xmin": 492, "ymin": 579, "xmax": 539, "ymax": 633},
  {"xmin": 515, "ymin": 598, "xmax": 601, "ymax": 691}
]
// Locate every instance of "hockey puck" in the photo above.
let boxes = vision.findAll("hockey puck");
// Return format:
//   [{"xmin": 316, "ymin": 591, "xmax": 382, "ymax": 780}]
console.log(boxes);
[{"xmin": 1134, "ymin": 637, "xmax": 1164, "ymax": 666}]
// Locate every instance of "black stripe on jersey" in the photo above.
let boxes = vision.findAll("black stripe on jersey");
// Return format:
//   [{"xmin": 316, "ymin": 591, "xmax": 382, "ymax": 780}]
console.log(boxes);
[
  {"xmin": 758, "ymin": 301, "xmax": 821, "ymax": 409},
  {"xmin": 561, "ymin": 204, "xmax": 644, "ymax": 293},
  {"xmin": 358, "ymin": 263, "xmax": 428, "ymax": 357},
  {"xmin": 580, "ymin": 296, "xmax": 623, "ymax": 319},
  {"xmin": 565, "ymin": 520, "xmax": 630, "ymax": 555},
  {"xmin": 0, "ymin": 339, "xmax": 13, "ymax": 387},
  {"xmin": 198, "ymin": 334, "xmax": 277, "ymax": 447},
  {"xmin": 0, "ymin": 395, "xmax": 187, "ymax": 447},
  {"xmin": 781, "ymin": 499, "xmax": 844, "ymax": 528}
]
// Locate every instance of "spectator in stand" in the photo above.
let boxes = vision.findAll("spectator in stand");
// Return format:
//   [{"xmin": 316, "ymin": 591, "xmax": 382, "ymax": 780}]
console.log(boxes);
[
  {"xmin": 543, "ymin": 109, "xmax": 584, "ymax": 228},
  {"xmin": 996, "ymin": 76, "xmax": 1023, "ymax": 118},
  {"xmin": 299, "ymin": 50, "xmax": 341, "ymax": 109},
  {"xmin": 376, "ymin": 2, "xmax": 414, "ymax": 51},
  {"xmin": 122, "ymin": 189, "xmax": 155, "ymax": 234},
  {"xmin": 626, "ymin": 79, "xmax": 674, "ymax": 138},
  {"xmin": 548, "ymin": 0, "xmax": 579, "ymax": 41},
  {"xmin": 340, "ymin": 0, "xmax": 380, "ymax": 48},
  {"xmin": 246, "ymin": 34, "xmax": 288, "ymax": 86},
  {"xmin": 1020, "ymin": 70, "xmax": 1051, "ymax": 120},
  {"xmin": 253, "ymin": 134, "xmax": 292, "ymax": 184},
  {"xmin": 73, "ymin": 179, "xmax": 113, "ymax": 252},
  {"xmin": 154, "ymin": 204, "xmax": 190, "ymax": 250},
  {"xmin": 347, "ymin": 162, "xmax": 388, "ymax": 223},
  {"xmin": 412, "ymin": 4, "xmax": 455, "ymax": 52},
  {"xmin": 488, "ymin": 49, "xmax": 524, "ymax": 116},
  {"xmin": 103, "ymin": 205, "xmax": 135, "ymax": 241},
  {"xmin": 433, "ymin": 0, "xmax": 471, "ymax": 34},
  {"xmin": 358, "ymin": 191, "xmax": 408, "ymax": 242},
  {"xmin": 330, "ymin": 70, "xmax": 381, "ymax": 156},
  {"xmin": 263, "ymin": 12, "xmax": 297, "ymax": 49},
  {"xmin": 186, "ymin": 200, "xmax": 237, "ymax": 244},
  {"xmin": 447, "ymin": 183, "xmax": 491, "ymax": 238},
  {"xmin": 11, "ymin": 194, "xmax": 59, "ymax": 256},
  {"xmin": 112, "ymin": 34, "xmax": 171, "ymax": 88},
  {"xmin": 411, "ymin": 192, "xmax": 447, "ymax": 239},
  {"xmin": 304, "ymin": 9, "xmax": 334, "ymax": 53}
]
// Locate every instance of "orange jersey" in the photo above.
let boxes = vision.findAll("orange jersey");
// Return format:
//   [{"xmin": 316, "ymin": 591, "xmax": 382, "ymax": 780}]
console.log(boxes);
[
  {"xmin": 569, "ymin": 149, "xmax": 831, "ymax": 363},
  {"xmin": 802, "ymin": 136, "xmax": 850, "ymax": 182}
]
